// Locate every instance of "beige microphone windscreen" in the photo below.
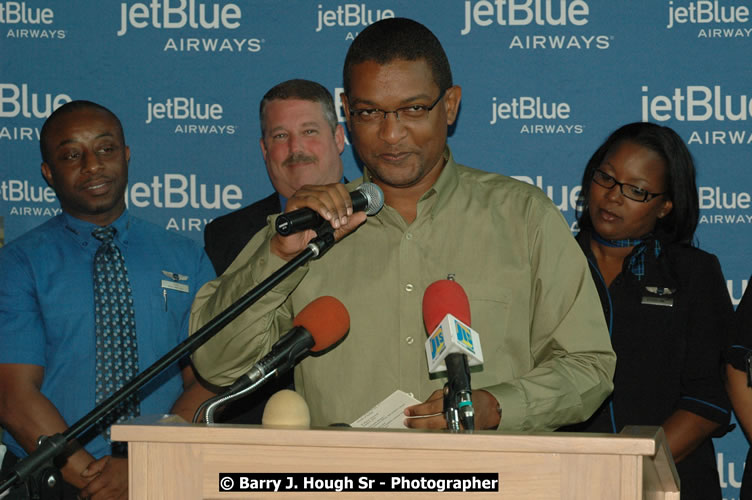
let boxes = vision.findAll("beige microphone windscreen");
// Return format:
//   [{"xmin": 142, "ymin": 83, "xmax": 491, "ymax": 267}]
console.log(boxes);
[{"xmin": 261, "ymin": 389, "xmax": 311, "ymax": 428}]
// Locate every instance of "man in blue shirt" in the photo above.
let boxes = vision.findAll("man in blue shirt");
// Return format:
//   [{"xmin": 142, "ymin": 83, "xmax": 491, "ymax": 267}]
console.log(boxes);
[{"xmin": 0, "ymin": 100, "xmax": 215, "ymax": 500}]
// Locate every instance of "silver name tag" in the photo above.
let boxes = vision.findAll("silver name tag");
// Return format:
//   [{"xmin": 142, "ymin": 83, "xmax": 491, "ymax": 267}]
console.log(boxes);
[{"xmin": 161, "ymin": 279, "xmax": 189, "ymax": 293}]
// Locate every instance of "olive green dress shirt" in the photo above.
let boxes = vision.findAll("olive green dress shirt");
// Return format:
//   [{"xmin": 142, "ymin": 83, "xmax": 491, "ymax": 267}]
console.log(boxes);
[{"xmin": 190, "ymin": 148, "xmax": 615, "ymax": 431}]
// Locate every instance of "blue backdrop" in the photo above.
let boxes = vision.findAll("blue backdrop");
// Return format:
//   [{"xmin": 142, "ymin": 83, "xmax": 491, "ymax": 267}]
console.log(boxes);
[{"xmin": 1, "ymin": 1, "xmax": 750, "ymax": 496}]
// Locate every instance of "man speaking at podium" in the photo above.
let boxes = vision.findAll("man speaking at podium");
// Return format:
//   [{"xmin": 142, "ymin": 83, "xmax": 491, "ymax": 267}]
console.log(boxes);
[{"xmin": 190, "ymin": 18, "xmax": 615, "ymax": 432}]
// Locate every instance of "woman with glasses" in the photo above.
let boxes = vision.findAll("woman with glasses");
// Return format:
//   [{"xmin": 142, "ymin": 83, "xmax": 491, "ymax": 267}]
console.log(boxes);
[{"xmin": 563, "ymin": 121, "xmax": 732, "ymax": 500}]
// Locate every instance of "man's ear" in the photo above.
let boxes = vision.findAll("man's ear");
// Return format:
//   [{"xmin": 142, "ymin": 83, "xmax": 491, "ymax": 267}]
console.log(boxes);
[
  {"xmin": 443, "ymin": 85, "xmax": 462, "ymax": 126},
  {"xmin": 259, "ymin": 137, "xmax": 268, "ymax": 164},
  {"xmin": 340, "ymin": 93, "xmax": 352, "ymax": 132},
  {"xmin": 334, "ymin": 124, "xmax": 345, "ymax": 154},
  {"xmin": 41, "ymin": 162, "xmax": 54, "ymax": 188}
]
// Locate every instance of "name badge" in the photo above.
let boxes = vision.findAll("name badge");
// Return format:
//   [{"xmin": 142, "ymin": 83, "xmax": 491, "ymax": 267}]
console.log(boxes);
[
  {"xmin": 641, "ymin": 286, "xmax": 675, "ymax": 307},
  {"xmin": 161, "ymin": 279, "xmax": 189, "ymax": 293}
]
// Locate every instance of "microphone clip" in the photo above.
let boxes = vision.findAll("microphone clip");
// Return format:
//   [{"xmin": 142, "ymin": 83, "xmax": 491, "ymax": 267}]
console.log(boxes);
[
  {"xmin": 443, "ymin": 382, "xmax": 475, "ymax": 432},
  {"xmin": 307, "ymin": 222, "xmax": 335, "ymax": 258},
  {"xmin": 443, "ymin": 384, "xmax": 461, "ymax": 432}
]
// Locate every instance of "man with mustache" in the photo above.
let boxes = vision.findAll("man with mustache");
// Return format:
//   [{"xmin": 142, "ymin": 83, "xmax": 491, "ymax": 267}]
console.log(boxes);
[
  {"xmin": 202, "ymin": 79, "xmax": 345, "ymax": 423},
  {"xmin": 0, "ymin": 100, "xmax": 215, "ymax": 499}
]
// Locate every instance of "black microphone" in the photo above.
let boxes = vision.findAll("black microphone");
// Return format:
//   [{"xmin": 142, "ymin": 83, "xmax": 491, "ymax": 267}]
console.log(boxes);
[{"xmin": 275, "ymin": 183, "xmax": 384, "ymax": 236}]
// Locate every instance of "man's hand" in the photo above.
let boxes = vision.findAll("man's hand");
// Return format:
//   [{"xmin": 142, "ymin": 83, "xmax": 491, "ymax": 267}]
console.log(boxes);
[
  {"xmin": 79, "ymin": 456, "xmax": 128, "ymax": 500},
  {"xmin": 404, "ymin": 389, "xmax": 501, "ymax": 430},
  {"xmin": 271, "ymin": 183, "xmax": 367, "ymax": 261},
  {"xmin": 403, "ymin": 389, "xmax": 445, "ymax": 429}
]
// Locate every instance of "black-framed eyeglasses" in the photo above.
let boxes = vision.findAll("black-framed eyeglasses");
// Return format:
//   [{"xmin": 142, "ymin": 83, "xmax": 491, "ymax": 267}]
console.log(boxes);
[
  {"xmin": 347, "ymin": 88, "xmax": 447, "ymax": 124},
  {"xmin": 592, "ymin": 169, "xmax": 666, "ymax": 202}
]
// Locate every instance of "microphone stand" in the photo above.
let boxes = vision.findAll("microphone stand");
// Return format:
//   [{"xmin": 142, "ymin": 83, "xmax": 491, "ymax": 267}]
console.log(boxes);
[
  {"xmin": 443, "ymin": 354, "xmax": 475, "ymax": 432},
  {"xmin": 199, "ymin": 370, "xmax": 276, "ymax": 424},
  {"xmin": 0, "ymin": 228, "xmax": 335, "ymax": 498}
]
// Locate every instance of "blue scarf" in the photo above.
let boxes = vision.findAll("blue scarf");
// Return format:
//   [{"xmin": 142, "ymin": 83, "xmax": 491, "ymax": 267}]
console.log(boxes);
[{"xmin": 592, "ymin": 232, "xmax": 661, "ymax": 281}]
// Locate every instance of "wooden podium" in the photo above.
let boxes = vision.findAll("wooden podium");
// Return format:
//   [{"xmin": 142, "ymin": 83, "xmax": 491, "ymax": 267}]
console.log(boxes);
[{"xmin": 112, "ymin": 417, "xmax": 679, "ymax": 499}]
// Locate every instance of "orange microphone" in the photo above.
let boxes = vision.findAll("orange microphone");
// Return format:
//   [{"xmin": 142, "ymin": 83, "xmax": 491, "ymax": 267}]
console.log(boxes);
[{"xmin": 226, "ymin": 296, "xmax": 349, "ymax": 393}]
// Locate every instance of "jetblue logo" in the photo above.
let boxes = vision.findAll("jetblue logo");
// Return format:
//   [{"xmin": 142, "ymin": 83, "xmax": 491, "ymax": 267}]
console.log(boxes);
[
  {"xmin": 146, "ymin": 96, "xmax": 223, "ymax": 123},
  {"xmin": 0, "ymin": 2, "xmax": 53, "ymax": 24},
  {"xmin": 698, "ymin": 186, "xmax": 752, "ymax": 227},
  {"xmin": 145, "ymin": 97, "xmax": 237, "ymax": 135},
  {"xmin": 461, "ymin": 0, "xmax": 590, "ymax": 35},
  {"xmin": 117, "ymin": 0, "xmax": 241, "ymax": 36},
  {"xmin": 0, "ymin": 83, "xmax": 71, "ymax": 119},
  {"xmin": 641, "ymin": 85, "xmax": 752, "ymax": 122},
  {"xmin": 490, "ymin": 95, "xmax": 585, "ymax": 134},
  {"xmin": 315, "ymin": 3, "xmax": 395, "ymax": 32},
  {"xmin": 490, "ymin": 96, "xmax": 571, "ymax": 123},
  {"xmin": 666, "ymin": 1, "xmax": 750, "ymax": 29}
]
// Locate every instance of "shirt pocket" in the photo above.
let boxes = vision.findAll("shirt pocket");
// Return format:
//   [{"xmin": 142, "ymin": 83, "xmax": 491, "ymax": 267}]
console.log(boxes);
[
  {"xmin": 462, "ymin": 284, "xmax": 520, "ymax": 383},
  {"xmin": 147, "ymin": 280, "xmax": 193, "ymax": 353}
]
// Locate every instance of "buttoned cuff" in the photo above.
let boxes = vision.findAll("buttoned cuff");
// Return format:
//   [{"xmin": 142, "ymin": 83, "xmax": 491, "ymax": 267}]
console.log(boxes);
[{"xmin": 485, "ymin": 384, "xmax": 528, "ymax": 432}]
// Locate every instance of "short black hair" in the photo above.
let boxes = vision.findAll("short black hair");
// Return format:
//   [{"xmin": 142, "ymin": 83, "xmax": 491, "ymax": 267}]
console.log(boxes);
[
  {"xmin": 343, "ymin": 18, "xmax": 452, "ymax": 96},
  {"xmin": 577, "ymin": 122, "xmax": 699, "ymax": 245},
  {"xmin": 40, "ymin": 100, "xmax": 124, "ymax": 164},
  {"xmin": 259, "ymin": 79, "xmax": 337, "ymax": 135}
]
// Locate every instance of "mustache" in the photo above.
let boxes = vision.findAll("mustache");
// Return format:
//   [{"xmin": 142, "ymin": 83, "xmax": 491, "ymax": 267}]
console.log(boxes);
[{"xmin": 283, "ymin": 153, "xmax": 317, "ymax": 167}]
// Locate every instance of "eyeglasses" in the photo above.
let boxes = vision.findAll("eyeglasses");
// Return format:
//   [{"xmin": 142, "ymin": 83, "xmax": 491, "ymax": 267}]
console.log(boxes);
[
  {"xmin": 347, "ymin": 88, "xmax": 447, "ymax": 124},
  {"xmin": 592, "ymin": 169, "xmax": 666, "ymax": 203}
]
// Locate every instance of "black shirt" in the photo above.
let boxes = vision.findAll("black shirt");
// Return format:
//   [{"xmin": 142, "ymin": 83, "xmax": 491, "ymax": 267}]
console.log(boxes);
[{"xmin": 564, "ymin": 230, "xmax": 732, "ymax": 500}]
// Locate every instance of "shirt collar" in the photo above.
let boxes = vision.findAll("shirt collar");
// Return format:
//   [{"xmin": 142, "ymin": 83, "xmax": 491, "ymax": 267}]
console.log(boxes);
[
  {"xmin": 362, "ymin": 146, "xmax": 458, "ymax": 219},
  {"xmin": 61, "ymin": 210, "xmax": 131, "ymax": 249},
  {"xmin": 424, "ymin": 146, "xmax": 459, "ymax": 217}
]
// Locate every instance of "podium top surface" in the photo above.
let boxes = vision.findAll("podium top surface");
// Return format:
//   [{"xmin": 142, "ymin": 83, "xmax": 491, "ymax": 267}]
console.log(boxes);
[{"xmin": 112, "ymin": 415, "xmax": 663, "ymax": 458}]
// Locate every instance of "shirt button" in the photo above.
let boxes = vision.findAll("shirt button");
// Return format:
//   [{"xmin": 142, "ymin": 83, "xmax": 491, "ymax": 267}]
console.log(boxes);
[
  {"xmin": 405, "ymin": 283, "xmax": 414, "ymax": 292},
  {"xmin": 406, "ymin": 336, "xmax": 414, "ymax": 345},
  {"xmin": 405, "ymin": 233, "xmax": 413, "ymax": 240}
]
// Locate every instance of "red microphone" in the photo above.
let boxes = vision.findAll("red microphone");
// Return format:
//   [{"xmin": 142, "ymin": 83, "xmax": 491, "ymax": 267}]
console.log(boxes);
[
  {"xmin": 423, "ymin": 279, "xmax": 471, "ymax": 332},
  {"xmin": 423, "ymin": 280, "xmax": 483, "ymax": 373},
  {"xmin": 422, "ymin": 278, "xmax": 482, "ymax": 431}
]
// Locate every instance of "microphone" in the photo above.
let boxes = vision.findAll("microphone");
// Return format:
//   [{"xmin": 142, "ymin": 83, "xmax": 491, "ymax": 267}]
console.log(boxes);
[
  {"xmin": 275, "ymin": 182, "xmax": 384, "ymax": 236},
  {"xmin": 226, "ymin": 296, "xmax": 350, "ymax": 394},
  {"xmin": 422, "ymin": 279, "xmax": 484, "ymax": 431},
  {"xmin": 262, "ymin": 389, "xmax": 311, "ymax": 428},
  {"xmin": 423, "ymin": 281, "xmax": 484, "ymax": 374}
]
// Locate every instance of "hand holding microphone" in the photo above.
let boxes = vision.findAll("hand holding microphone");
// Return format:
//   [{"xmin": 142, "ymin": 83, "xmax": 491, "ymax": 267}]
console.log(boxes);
[
  {"xmin": 271, "ymin": 182, "xmax": 384, "ymax": 261},
  {"xmin": 276, "ymin": 182, "xmax": 384, "ymax": 235}
]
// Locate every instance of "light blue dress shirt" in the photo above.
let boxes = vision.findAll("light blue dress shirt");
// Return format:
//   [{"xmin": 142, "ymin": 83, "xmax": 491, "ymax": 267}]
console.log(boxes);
[{"xmin": 0, "ymin": 210, "xmax": 215, "ymax": 458}]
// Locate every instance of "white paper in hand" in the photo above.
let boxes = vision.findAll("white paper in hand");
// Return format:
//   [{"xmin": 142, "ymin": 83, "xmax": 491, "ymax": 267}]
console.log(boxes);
[{"xmin": 351, "ymin": 390, "xmax": 420, "ymax": 429}]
